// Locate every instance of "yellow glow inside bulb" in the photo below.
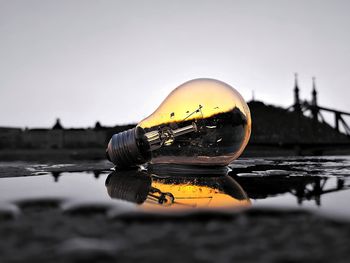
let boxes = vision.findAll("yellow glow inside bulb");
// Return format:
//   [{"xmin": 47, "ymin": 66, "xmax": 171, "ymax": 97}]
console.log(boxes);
[{"xmin": 139, "ymin": 78, "xmax": 250, "ymax": 128}]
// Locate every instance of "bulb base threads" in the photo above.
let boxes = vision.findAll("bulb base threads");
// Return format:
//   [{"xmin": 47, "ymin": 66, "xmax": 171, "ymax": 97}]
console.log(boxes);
[
  {"xmin": 105, "ymin": 171, "xmax": 151, "ymax": 204},
  {"xmin": 106, "ymin": 127, "xmax": 151, "ymax": 168}
]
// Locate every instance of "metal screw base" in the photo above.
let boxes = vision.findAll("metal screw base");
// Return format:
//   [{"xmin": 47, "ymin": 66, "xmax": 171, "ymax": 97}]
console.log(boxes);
[{"xmin": 106, "ymin": 127, "xmax": 150, "ymax": 168}]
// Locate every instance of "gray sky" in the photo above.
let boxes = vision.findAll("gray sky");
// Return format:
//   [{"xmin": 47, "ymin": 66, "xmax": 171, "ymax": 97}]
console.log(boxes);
[{"xmin": 1, "ymin": 0, "xmax": 349, "ymax": 128}]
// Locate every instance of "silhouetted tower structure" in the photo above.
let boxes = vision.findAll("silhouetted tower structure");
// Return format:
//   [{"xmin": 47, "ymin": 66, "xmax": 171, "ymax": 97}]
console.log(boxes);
[
  {"xmin": 52, "ymin": 118, "xmax": 63, "ymax": 130},
  {"xmin": 311, "ymin": 77, "xmax": 319, "ymax": 122},
  {"xmin": 288, "ymin": 74, "xmax": 350, "ymax": 136},
  {"xmin": 293, "ymin": 73, "xmax": 301, "ymax": 113}
]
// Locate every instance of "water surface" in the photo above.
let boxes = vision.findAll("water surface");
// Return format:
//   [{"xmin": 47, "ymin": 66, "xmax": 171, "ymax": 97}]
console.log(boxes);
[{"xmin": 0, "ymin": 156, "xmax": 349, "ymax": 220}]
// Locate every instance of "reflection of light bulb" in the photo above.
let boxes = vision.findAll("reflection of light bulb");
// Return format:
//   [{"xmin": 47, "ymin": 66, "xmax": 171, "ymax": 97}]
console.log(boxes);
[
  {"xmin": 106, "ymin": 78, "xmax": 251, "ymax": 168},
  {"xmin": 105, "ymin": 170, "xmax": 251, "ymax": 211}
]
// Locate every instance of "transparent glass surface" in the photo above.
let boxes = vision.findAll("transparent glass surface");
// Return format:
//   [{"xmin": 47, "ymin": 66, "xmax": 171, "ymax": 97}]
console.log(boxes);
[{"xmin": 138, "ymin": 78, "xmax": 251, "ymax": 166}]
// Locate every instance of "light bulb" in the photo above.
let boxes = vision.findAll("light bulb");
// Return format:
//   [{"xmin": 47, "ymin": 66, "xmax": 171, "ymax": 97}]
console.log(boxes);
[{"xmin": 106, "ymin": 78, "xmax": 251, "ymax": 168}]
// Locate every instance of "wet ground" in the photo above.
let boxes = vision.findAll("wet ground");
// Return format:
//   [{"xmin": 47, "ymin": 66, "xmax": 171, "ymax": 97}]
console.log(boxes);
[{"xmin": 0, "ymin": 156, "xmax": 350, "ymax": 262}]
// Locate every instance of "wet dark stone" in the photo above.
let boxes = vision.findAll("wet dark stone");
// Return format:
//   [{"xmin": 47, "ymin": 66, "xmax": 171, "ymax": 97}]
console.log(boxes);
[
  {"xmin": 108, "ymin": 209, "xmax": 241, "ymax": 222},
  {"xmin": 0, "ymin": 211, "xmax": 16, "ymax": 221},
  {"xmin": 63, "ymin": 204, "xmax": 111, "ymax": 216},
  {"xmin": 16, "ymin": 199, "xmax": 63, "ymax": 213},
  {"xmin": 0, "ymin": 207, "xmax": 349, "ymax": 263}
]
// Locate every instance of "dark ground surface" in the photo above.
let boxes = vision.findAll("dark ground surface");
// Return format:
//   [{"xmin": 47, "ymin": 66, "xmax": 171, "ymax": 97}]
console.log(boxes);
[
  {"xmin": 1, "ymin": 157, "xmax": 350, "ymax": 263},
  {"xmin": 1, "ymin": 205, "xmax": 350, "ymax": 263}
]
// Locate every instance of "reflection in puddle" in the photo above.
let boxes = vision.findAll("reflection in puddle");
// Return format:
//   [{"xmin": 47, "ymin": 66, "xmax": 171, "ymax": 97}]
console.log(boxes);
[
  {"xmin": 105, "ymin": 170, "xmax": 251, "ymax": 211},
  {"xmin": 234, "ymin": 175, "xmax": 349, "ymax": 206},
  {"xmin": 0, "ymin": 157, "xmax": 350, "ymax": 219}
]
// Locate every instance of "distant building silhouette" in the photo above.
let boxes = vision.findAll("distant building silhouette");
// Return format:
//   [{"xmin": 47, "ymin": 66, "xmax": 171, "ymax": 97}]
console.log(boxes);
[
  {"xmin": 0, "ymin": 121, "xmax": 135, "ymax": 150},
  {"xmin": 52, "ymin": 118, "xmax": 63, "ymax": 130},
  {"xmin": 311, "ymin": 77, "xmax": 319, "ymax": 122},
  {"xmin": 94, "ymin": 121, "xmax": 102, "ymax": 130},
  {"xmin": 0, "ymin": 127, "xmax": 22, "ymax": 149},
  {"xmin": 291, "ymin": 74, "xmax": 350, "ymax": 135},
  {"xmin": 293, "ymin": 73, "xmax": 302, "ymax": 113}
]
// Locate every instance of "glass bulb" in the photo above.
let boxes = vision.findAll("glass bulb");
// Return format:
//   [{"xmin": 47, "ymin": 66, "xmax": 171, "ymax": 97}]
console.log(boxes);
[{"xmin": 106, "ymin": 78, "xmax": 251, "ymax": 168}]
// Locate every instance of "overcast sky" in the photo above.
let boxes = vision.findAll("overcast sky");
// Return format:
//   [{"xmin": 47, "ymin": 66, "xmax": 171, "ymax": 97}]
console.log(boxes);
[{"xmin": 1, "ymin": 0, "xmax": 349, "ymax": 128}]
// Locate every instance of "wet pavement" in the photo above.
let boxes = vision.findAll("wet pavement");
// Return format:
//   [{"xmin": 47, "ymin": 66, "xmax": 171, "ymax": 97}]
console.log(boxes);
[{"xmin": 0, "ymin": 156, "xmax": 350, "ymax": 262}]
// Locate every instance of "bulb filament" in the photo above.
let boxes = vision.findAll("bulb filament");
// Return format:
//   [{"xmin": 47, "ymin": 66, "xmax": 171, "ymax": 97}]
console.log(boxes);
[
  {"xmin": 147, "ymin": 187, "xmax": 174, "ymax": 206},
  {"xmin": 145, "ymin": 122, "xmax": 198, "ymax": 150}
]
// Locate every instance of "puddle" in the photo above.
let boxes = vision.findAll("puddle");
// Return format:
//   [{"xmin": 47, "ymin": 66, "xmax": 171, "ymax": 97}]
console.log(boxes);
[{"xmin": 0, "ymin": 156, "xmax": 349, "ymax": 220}]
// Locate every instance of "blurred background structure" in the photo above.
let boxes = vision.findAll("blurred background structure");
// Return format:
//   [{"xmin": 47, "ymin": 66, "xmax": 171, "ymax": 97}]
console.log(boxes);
[{"xmin": 1, "ymin": 0, "xmax": 350, "ymax": 159}]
